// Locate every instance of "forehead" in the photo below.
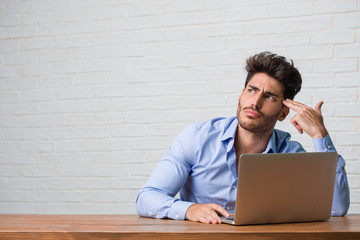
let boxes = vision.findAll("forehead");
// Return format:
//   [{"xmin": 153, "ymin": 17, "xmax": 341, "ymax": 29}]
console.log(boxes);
[{"xmin": 247, "ymin": 73, "xmax": 284, "ymax": 96}]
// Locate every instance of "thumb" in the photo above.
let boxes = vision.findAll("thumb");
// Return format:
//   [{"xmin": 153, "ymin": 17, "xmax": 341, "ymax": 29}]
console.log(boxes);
[{"xmin": 315, "ymin": 101, "xmax": 324, "ymax": 114}]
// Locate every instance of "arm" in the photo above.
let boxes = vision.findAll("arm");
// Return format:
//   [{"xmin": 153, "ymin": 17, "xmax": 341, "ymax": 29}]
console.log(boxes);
[
  {"xmin": 313, "ymin": 136, "xmax": 350, "ymax": 216},
  {"xmin": 282, "ymin": 99, "xmax": 350, "ymax": 216},
  {"xmin": 136, "ymin": 123, "xmax": 230, "ymax": 223},
  {"xmin": 136, "ymin": 124, "xmax": 196, "ymax": 220}
]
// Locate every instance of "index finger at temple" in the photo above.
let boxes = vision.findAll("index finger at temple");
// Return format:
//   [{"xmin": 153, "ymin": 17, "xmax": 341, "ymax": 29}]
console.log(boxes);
[{"xmin": 282, "ymin": 99, "xmax": 303, "ymax": 112}]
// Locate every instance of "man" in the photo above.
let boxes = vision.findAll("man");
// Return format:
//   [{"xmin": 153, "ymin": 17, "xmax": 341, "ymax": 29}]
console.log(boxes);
[{"xmin": 136, "ymin": 52, "xmax": 350, "ymax": 224}]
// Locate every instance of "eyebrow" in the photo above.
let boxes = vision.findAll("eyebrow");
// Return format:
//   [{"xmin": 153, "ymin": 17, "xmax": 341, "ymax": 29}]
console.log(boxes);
[{"xmin": 248, "ymin": 85, "xmax": 281, "ymax": 98}]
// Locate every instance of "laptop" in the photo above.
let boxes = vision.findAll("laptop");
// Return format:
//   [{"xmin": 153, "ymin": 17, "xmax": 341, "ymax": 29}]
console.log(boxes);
[{"xmin": 221, "ymin": 152, "xmax": 338, "ymax": 225}]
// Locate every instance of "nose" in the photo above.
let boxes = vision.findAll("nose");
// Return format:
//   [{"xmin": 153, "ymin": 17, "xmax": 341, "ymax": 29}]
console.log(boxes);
[{"xmin": 252, "ymin": 93, "xmax": 262, "ymax": 110}]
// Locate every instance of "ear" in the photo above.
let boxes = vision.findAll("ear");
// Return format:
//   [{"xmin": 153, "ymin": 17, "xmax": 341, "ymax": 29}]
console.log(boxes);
[{"xmin": 277, "ymin": 106, "xmax": 289, "ymax": 121}]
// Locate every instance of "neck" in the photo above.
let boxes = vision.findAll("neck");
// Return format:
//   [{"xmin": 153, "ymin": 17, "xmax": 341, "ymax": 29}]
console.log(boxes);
[{"xmin": 234, "ymin": 125, "xmax": 273, "ymax": 157}]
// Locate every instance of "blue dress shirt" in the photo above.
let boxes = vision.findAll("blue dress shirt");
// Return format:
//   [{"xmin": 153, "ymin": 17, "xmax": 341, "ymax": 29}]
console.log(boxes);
[{"xmin": 136, "ymin": 117, "xmax": 350, "ymax": 220}]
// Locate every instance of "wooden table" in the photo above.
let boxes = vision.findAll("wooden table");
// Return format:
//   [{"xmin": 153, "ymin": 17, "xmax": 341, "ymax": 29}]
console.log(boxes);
[{"xmin": 1, "ymin": 214, "xmax": 360, "ymax": 240}]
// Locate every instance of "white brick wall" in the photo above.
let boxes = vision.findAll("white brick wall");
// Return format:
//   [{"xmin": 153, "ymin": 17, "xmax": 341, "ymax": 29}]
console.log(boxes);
[{"xmin": 0, "ymin": 0, "xmax": 359, "ymax": 214}]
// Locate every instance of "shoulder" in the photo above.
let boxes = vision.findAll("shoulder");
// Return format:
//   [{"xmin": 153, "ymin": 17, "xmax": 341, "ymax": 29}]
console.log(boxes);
[{"xmin": 192, "ymin": 116, "xmax": 236, "ymax": 132}]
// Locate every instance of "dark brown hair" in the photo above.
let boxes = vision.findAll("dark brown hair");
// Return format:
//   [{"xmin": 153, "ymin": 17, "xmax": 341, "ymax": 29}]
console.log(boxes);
[{"xmin": 245, "ymin": 52, "xmax": 302, "ymax": 100}]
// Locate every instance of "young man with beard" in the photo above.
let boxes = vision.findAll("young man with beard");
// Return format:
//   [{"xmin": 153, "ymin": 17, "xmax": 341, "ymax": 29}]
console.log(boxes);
[{"xmin": 136, "ymin": 52, "xmax": 350, "ymax": 224}]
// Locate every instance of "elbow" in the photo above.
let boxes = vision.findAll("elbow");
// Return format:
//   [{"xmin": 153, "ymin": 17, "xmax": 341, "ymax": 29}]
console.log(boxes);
[
  {"xmin": 331, "ymin": 197, "xmax": 350, "ymax": 217},
  {"xmin": 136, "ymin": 192, "xmax": 145, "ymax": 217}
]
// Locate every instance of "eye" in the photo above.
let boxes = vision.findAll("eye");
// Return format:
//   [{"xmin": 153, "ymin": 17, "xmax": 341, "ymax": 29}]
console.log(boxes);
[
  {"xmin": 248, "ymin": 88, "xmax": 255, "ymax": 93},
  {"xmin": 266, "ymin": 95, "xmax": 275, "ymax": 101}
]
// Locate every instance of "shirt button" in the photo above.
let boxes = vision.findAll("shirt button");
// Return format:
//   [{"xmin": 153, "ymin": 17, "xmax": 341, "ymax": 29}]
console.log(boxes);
[
  {"xmin": 157, "ymin": 215, "xmax": 160, "ymax": 218},
  {"xmin": 327, "ymin": 145, "xmax": 332, "ymax": 149},
  {"xmin": 226, "ymin": 206, "xmax": 230, "ymax": 210},
  {"xmin": 175, "ymin": 214, "xmax": 179, "ymax": 219},
  {"xmin": 233, "ymin": 185, "xmax": 236, "ymax": 189}
]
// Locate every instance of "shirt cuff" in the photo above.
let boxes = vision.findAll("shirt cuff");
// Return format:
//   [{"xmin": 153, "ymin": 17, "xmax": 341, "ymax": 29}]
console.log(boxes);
[
  {"xmin": 169, "ymin": 200, "xmax": 194, "ymax": 220},
  {"xmin": 313, "ymin": 135, "xmax": 336, "ymax": 152}
]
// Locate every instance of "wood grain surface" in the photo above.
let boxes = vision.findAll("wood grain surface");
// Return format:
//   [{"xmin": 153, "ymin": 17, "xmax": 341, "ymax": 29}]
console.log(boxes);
[{"xmin": 1, "ymin": 214, "xmax": 360, "ymax": 240}]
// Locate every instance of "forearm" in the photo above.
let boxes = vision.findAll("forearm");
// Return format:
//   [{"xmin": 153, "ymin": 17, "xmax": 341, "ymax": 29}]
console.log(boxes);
[
  {"xmin": 136, "ymin": 188, "xmax": 193, "ymax": 220},
  {"xmin": 313, "ymin": 135, "xmax": 350, "ymax": 216}
]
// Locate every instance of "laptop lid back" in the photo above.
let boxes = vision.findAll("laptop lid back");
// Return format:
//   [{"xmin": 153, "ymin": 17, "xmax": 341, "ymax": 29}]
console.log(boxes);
[{"xmin": 234, "ymin": 152, "xmax": 338, "ymax": 225}]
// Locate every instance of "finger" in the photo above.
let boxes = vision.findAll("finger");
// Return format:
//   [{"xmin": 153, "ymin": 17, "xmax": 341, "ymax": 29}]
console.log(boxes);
[
  {"xmin": 291, "ymin": 118, "xmax": 303, "ymax": 134},
  {"xmin": 315, "ymin": 101, "xmax": 324, "ymax": 114},
  {"xmin": 282, "ymin": 99, "xmax": 304, "ymax": 112},
  {"xmin": 200, "ymin": 216, "xmax": 211, "ymax": 224},
  {"xmin": 212, "ymin": 204, "xmax": 230, "ymax": 218}
]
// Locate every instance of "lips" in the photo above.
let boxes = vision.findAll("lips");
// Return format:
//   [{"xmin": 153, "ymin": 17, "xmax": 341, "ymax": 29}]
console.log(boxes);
[{"xmin": 244, "ymin": 109, "xmax": 261, "ymax": 118}]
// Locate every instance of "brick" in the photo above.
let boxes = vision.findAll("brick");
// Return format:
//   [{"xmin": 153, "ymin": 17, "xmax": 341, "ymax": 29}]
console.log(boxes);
[
  {"xmin": 5, "ymin": 1, "xmax": 36, "ymax": 14},
  {"xmin": 335, "ymin": 73, "xmax": 360, "ymax": 87},
  {"xmin": 41, "ymin": 203, "xmax": 76, "ymax": 214},
  {"xmin": 302, "ymin": 74, "xmax": 335, "ymax": 88},
  {"xmin": 56, "ymin": 87, "xmax": 90, "ymax": 100},
  {"xmin": 0, "ymin": 66, "xmax": 18, "ymax": 78},
  {"xmin": 165, "ymin": 27, "xmax": 204, "ymax": 41},
  {"xmin": 129, "ymin": 3, "xmax": 164, "ymax": 17},
  {"xmin": 58, "ymin": 166, "xmax": 93, "ymax": 177},
  {"xmin": 111, "ymin": 126, "xmax": 147, "ymax": 138},
  {"xmin": 336, "ymin": 44, "xmax": 360, "ymax": 58},
  {"xmin": 3, "ymin": 26, "xmax": 36, "ymax": 39},
  {"xmin": 336, "ymin": 103, "xmax": 360, "ymax": 117},
  {"xmin": 112, "ymin": 17, "xmax": 147, "ymax": 31},
  {"xmin": 335, "ymin": 13, "xmax": 360, "ymax": 28},
  {"xmin": 325, "ymin": 118, "xmax": 358, "ymax": 132},
  {"xmin": 148, "ymin": 11, "xmax": 225, "ymax": 28},
  {"xmin": 93, "ymin": 190, "xmax": 132, "ymax": 203},
  {"xmin": 227, "ymin": 36, "xmax": 268, "ymax": 49},
  {"xmin": 270, "ymin": 2, "xmax": 313, "ymax": 18},
  {"xmin": 316, "ymin": 0, "xmax": 357, "ymax": 14},
  {"xmin": 269, "ymin": 34, "xmax": 310, "ymax": 47},
  {"xmin": 288, "ymin": 16, "xmax": 332, "ymax": 33},
  {"xmin": 21, "ymin": 90, "xmax": 55, "ymax": 102},
  {"xmin": 38, "ymin": 0, "xmax": 71, "ymax": 11},
  {"xmin": 41, "ymin": 178, "xmax": 77, "ymax": 190},
  {"xmin": 0, "ymin": 92, "xmax": 20, "ymax": 104},
  {"xmin": 89, "ymin": 6, "xmax": 126, "ymax": 19},
  {"xmin": 312, "ymin": 30, "xmax": 355, "ymax": 44},
  {"xmin": 78, "ymin": 203, "xmax": 115, "ymax": 214},
  {"xmin": 58, "ymin": 191, "xmax": 92, "ymax": 202},
  {"xmin": 203, "ymin": 23, "xmax": 245, "ymax": 37},
  {"xmin": 127, "ymin": 30, "xmax": 164, "ymax": 43},
  {"xmin": 5, "ymin": 128, "xmax": 40, "ymax": 140},
  {"xmin": 56, "ymin": 140, "xmax": 93, "ymax": 153},
  {"xmin": 313, "ymin": 59, "xmax": 358, "ymax": 73},
  {"xmin": 38, "ymin": 76, "xmax": 72, "ymax": 89},
  {"xmin": 21, "ymin": 166, "xmax": 57, "ymax": 177},
  {"xmin": 92, "ymin": 139, "xmax": 130, "ymax": 151},
  {"xmin": 0, "ymin": 191, "xmax": 22, "ymax": 201},
  {"xmin": 55, "ymin": 10, "xmax": 88, "ymax": 22},
  {"xmin": 337, "ymin": 133, "xmax": 360, "ymax": 146},
  {"xmin": 206, "ymin": 0, "xmax": 244, "ymax": 10},
  {"xmin": 40, "ymin": 128, "xmax": 74, "ymax": 140},
  {"xmin": 23, "ymin": 191, "xmax": 58, "ymax": 202},
  {"xmin": 38, "ymin": 23, "xmax": 72, "ymax": 36},
  {"xmin": 6, "ymin": 203, "xmax": 41, "ymax": 214},
  {"xmin": 93, "ymin": 165, "xmax": 129, "ymax": 177},
  {"xmin": 0, "ymin": 15, "xmax": 18, "ymax": 27},
  {"xmin": 313, "ymin": 89, "xmax": 357, "ymax": 103},
  {"xmin": 8, "ymin": 178, "xmax": 41, "ymax": 189},
  {"xmin": 228, "ymin": 6, "xmax": 269, "ymax": 22},
  {"xmin": 5, "ymin": 153, "xmax": 38, "ymax": 165},
  {"xmin": 4, "ymin": 103, "xmax": 37, "ymax": 115}
]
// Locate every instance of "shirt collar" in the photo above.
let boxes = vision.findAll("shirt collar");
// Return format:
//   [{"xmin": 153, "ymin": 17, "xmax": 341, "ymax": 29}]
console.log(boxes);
[
  {"xmin": 221, "ymin": 116, "xmax": 276, "ymax": 153},
  {"xmin": 220, "ymin": 117, "xmax": 238, "ymax": 142}
]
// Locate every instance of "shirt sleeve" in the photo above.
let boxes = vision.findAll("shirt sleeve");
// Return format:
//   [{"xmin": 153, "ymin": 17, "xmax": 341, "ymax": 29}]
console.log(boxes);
[
  {"xmin": 136, "ymin": 123, "xmax": 198, "ymax": 220},
  {"xmin": 313, "ymin": 135, "xmax": 350, "ymax": 216}
]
